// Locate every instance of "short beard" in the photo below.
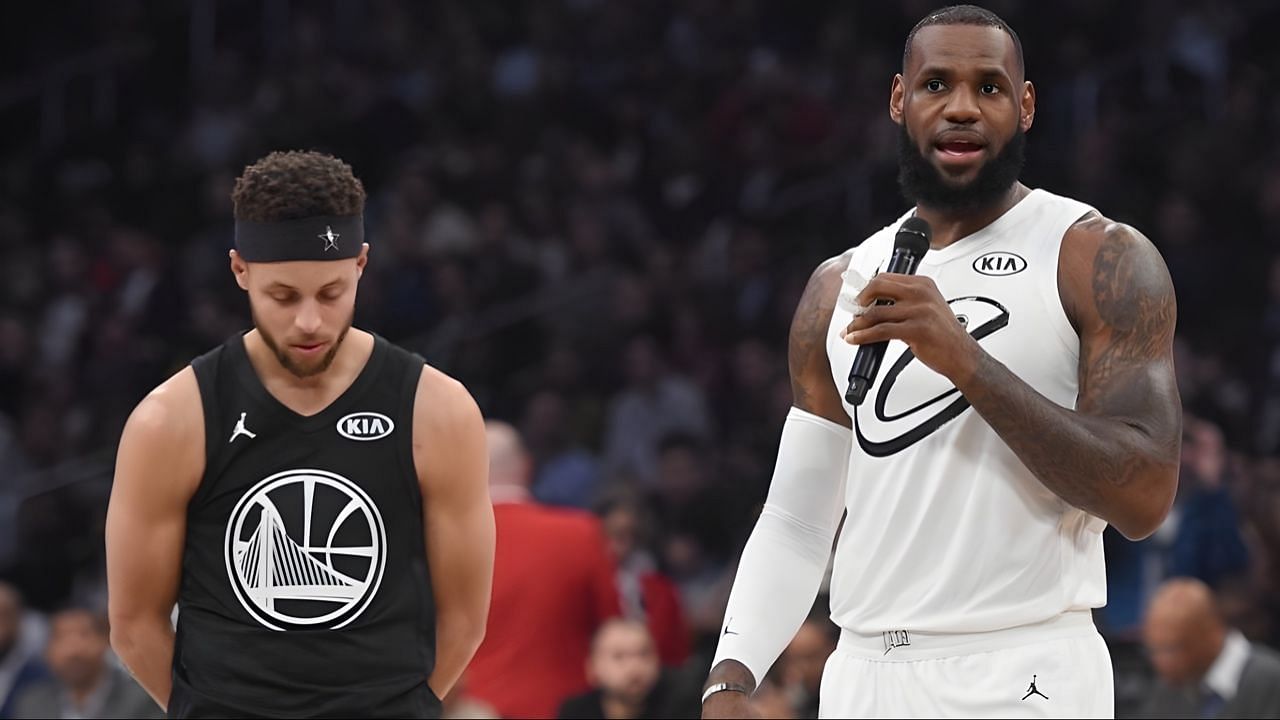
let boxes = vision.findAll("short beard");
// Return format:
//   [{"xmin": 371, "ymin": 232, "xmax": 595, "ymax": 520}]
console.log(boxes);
[
  {"xmin": 251, "ymin": 304, "xmax": 353, "ymax": 378},
  {"xmin": 897, "ymin": 123, "xmax": 1026, "ymax": 213}
]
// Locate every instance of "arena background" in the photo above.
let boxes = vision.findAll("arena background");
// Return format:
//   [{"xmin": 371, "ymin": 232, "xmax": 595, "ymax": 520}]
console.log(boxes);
[{"xmin": 1, "ymin": 1, "xmax": 1278, "ymax": 717}]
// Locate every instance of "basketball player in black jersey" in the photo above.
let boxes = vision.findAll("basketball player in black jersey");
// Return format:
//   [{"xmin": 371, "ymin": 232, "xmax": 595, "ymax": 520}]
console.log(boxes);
[{"xmin": 104, "ymin": 151, "xmax": 495, "ymax": 718}]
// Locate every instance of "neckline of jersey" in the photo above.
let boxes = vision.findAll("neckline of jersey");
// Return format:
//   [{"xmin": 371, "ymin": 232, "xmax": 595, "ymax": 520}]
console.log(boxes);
[
  {"xmin": 915, "ymin": 188, "xmax": 1045, "ymax": 267},
  {"xmin": 228, "ymin": 331, "xmax": 389, "ymax": 433}
]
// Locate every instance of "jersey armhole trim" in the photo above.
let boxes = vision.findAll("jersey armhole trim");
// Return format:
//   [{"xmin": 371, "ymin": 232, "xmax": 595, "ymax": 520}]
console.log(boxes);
[
  {"xmin": 396, "ymin": 358, "xmax": 426, "ymax": 510},
  {"xmin": 188, "ymin": 349, "xmax": 223, "ymax": 510},
  {"xmin": 1040, "ymin": 209, "xmax": 1090, "ymax": 385}
]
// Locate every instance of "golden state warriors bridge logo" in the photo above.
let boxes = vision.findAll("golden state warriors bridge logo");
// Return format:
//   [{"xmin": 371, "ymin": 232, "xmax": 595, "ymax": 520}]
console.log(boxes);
[{"xmin": 224, "ymin": 469, "xmax": 386, "ymax": 631}]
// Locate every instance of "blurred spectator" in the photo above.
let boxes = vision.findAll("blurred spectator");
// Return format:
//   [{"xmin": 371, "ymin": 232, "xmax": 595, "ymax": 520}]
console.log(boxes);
[
  {"xmin": 597, "ymin": 494, "xmax": 690, "ymax": 667},
  {"xmin": 1103, "ymin": 415, "xmax": 1253, "ymax": 638},
  {"xmin": 649, "ymin": 436, "xmax": 738, "ymax": 643},
  {"xmin": 660, "ymin": 529, "xmax": 734, "ymax": 648},
  {"xmin": 524, "ymin": 390, "xmax": 603, "ymax": 510},
  {"xmin": 466, "ymin": 422, "xmax": 621, "ymax": 719},
  {"xmin": 1170, "ymin": 418, "xmax": 1251, "ymax": 587},
  {"xmin": 1139, "ymin": 578, "xmax": 1280, "ymax": 718},
  {"xmin": 0, "ymin": 584, "xmax": 47, "ymax": 719},
  {"xmin": 10, "ymin": 607, "xmax": 159, "ymax": 719},
  {"xmin": 556, "ymin": 618, "xmax": 696, "ymax": 720},
  {"xmin": 602, "ymin": 335, "xmax": 712, "ymax": 485}
]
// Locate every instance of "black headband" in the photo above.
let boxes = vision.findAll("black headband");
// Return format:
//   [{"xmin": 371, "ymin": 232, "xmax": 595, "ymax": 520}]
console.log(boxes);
[{"xmin": 234, "ymin": 214, "xmax": 364, "ymax": 262}]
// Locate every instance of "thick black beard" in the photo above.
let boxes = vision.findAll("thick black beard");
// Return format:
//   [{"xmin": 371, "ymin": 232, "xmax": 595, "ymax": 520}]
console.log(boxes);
[
  {"xmin": 251, "ymin": 304, "xmax": 352, "ymax": 379},
  {"xmin": 897, "ymin": 124, "xmax": 1026, "ymax": 213}
]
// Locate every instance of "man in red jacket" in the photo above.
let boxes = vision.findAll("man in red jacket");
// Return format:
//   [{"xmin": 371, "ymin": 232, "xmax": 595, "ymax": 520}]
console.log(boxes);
[
  {"xmin": 465, "ymin": 421, "xmax": 622, "ymax": 719},
  {"xmin": 597, "ymin": 496, "xmax": 691, "ymax": 668}
]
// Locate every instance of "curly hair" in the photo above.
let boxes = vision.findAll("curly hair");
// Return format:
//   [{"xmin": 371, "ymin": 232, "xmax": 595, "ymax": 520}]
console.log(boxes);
[{"xmin": 231, "ymin": 150, "xmax": 366, "ymax": 222}]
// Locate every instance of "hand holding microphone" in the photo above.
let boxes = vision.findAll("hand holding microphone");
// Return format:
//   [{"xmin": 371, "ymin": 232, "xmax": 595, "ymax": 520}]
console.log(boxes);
[{"xmin": 844, "ymin": 218, "xmax": 932, "ymax": 405}]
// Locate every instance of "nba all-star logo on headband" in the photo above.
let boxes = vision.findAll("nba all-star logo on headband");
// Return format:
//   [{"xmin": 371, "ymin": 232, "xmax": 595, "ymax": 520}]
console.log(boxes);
[{"xmin": 235, "ymin": 214, "xmax": 363, "ymax": 263}]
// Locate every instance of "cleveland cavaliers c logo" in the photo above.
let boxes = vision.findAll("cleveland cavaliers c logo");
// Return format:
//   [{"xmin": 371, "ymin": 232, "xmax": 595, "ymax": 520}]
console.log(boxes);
[
  {"xmin": 854, "ymin": 296, "xmax": 1010, "ymax": 456},
  {"xmin": 224, "ymin": 469, "xmax": 386, "ymax": 631}
]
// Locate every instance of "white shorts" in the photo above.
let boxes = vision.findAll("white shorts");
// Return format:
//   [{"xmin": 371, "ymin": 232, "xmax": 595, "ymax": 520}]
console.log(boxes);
[{"xmin": 819, "ymin": 611, "xmax": 1114, "ymax": 718}]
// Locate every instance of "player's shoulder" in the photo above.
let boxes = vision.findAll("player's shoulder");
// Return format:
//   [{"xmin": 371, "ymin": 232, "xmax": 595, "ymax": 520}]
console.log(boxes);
[
  {"xmin": 803, "ymin": 244, "xmax": 865, "ymax": 295},
  {"xmin": 413, "ymin": 363, "xmax": 479, "ymax": 413},
  {"xmin": 801, "ymin": 249, "xmax": 857, "ymax": 308},
  {"xmin": 411, "ymin": 363, "xmax": 484, "ymax": 442},
  {"xmin": 1043, "ymin": 185, "xmax": 1152, "ymax": 256},
  {"xmin": 124, "ymin": 366, "xmax": 203, "ymax": 446},
  {"xmin": 1064, "ymin": 209, "xmax": 1155, "ymax": 253},
  {"xmin": 813, "ymin": 250, "xmax": 854, "ymax": 282},
  {"xmin": 1061, "ymin": 209, "xmax": 1171, "ymax": 282},
  {"xmin": 1059, "ymin": 209, "xmax": 1175, "ymax": 326}
]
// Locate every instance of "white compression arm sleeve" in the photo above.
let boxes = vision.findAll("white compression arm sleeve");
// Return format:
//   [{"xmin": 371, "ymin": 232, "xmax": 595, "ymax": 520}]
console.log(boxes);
[{"xmin": 711, "ymin": 406, "xmax": 851, "ymax": 686}]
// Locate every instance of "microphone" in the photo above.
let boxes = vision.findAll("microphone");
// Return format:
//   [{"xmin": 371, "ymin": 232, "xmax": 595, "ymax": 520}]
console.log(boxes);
[{"xmin": 844, "ymin": 217, "xmax": 932, "ymax": 405}]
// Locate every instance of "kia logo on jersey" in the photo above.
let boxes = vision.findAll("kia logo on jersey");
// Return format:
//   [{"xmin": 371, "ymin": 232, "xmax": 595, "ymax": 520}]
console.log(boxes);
[
  {"xmin": 973, "ymin": 251, "xmax": 1027, "ymax": 276},
  {"xmin": 854, "ymin": 296, "xmax": 1010, "ymax": 456},
  {"xmin": 336, "ymin": 412, "xmax": 395, "ymax": 441}
]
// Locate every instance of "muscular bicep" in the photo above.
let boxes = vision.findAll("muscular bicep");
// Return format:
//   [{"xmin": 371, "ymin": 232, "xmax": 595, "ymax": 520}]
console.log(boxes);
[
  {"xmin": 106, "ymin": 370, "xmax": 204, "ymax": 627},
  {"xmin": 788, "ymin": 254, "xmax": 853, "ymax": 428},
  {"xmin": 415, "ymin": 370, "xmax": 495, "ymax": 624},
  {"xmin": 1065, "ymin": 219, "xmax": 1181, "ymax": 455}
]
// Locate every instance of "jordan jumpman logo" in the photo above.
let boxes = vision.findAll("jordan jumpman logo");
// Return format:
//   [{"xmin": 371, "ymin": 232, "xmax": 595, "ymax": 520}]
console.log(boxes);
[
  {"xmin": 229, "ymin": 412, "xmax": 257, "ymax": 443},
  {"xmin": 1021, "ymin": 675, "xmax": 1048, "ymax": 701}
]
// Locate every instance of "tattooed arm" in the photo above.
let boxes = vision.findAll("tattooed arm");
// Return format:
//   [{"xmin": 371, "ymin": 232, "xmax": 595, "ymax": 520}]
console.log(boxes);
[
  {"xmin": 964, "ymin": 215, "xmax": 1181, "ymax": 539},
  {"xmin": 845, "ymin": 216, "xmax": 1180, "ymax": 540},
  {"xmin": 790, "ymin": 253, "xmax": 856, "ymax": 427}
]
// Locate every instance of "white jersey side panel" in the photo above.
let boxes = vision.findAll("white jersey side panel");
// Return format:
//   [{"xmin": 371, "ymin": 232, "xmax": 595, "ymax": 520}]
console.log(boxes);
[{"xmin": 825, "ymin": 189, "xmax": 1108, "ymax": 634}]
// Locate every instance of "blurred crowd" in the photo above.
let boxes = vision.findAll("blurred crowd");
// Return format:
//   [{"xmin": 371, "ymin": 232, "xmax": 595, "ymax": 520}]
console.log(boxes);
[{"xmin": 1, "ymin": 0, "xmax": 1279, "ymax": 717}]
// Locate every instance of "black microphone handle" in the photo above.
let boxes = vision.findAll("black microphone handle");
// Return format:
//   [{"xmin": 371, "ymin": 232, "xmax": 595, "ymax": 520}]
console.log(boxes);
[{"xmin": 844, "ymin": 249, "xmax": 923, "ymax": 405}]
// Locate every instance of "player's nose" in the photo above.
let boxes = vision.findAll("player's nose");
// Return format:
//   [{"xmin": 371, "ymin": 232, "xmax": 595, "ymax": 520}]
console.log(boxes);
[
  {"xmin": 942, "ymin": 87, "xmax": 981, "ymax": 124},
  {"xmin": 294, "ymin": 301, "xmax": 323, "ymax": 335}
]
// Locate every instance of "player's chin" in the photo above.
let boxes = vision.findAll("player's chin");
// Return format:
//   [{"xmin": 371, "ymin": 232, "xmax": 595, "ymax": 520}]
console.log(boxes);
[
  {"xmin": 284, "ymin": 353, "xmax": 330, "ymax": 377},
  {"xmin": 933, "ymin": 161, "xmax": 984, "ymax": 185}
]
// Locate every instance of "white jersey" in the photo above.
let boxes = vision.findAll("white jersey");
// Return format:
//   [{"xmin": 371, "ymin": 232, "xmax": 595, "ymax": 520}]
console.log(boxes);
[{"xmin": 824, "ymin": 188, "xmax": 1108, "ymax": 635}]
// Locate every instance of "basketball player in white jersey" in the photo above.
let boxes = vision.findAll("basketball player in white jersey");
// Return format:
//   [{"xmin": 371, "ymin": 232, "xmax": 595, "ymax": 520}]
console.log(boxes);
[{"xmin": 703, "ymin": 5, "xmax": 1180, "ymax": 718}]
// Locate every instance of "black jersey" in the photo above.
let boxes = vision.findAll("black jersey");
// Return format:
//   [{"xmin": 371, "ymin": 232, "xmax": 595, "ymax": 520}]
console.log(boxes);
[{"xmin": 171, "ymin": 332, "xmax": 439, "ymax": 719}]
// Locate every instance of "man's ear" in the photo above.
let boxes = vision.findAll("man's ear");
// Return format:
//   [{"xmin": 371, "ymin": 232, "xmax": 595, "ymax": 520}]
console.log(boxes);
[
  {"xmin": 1020, "ymin": 81, "xmax": 1036, "ymax": 133},
  {"xmin": 889, "ymin": 74, "xmax": 906, "ymax": 126},
  {"xmin": 229, "ymin": 250, "xmax": 249, "ymax": 291},
  {"xmin": 356, "ymin": 243, "xmax": 369, "ymax": 277}
]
